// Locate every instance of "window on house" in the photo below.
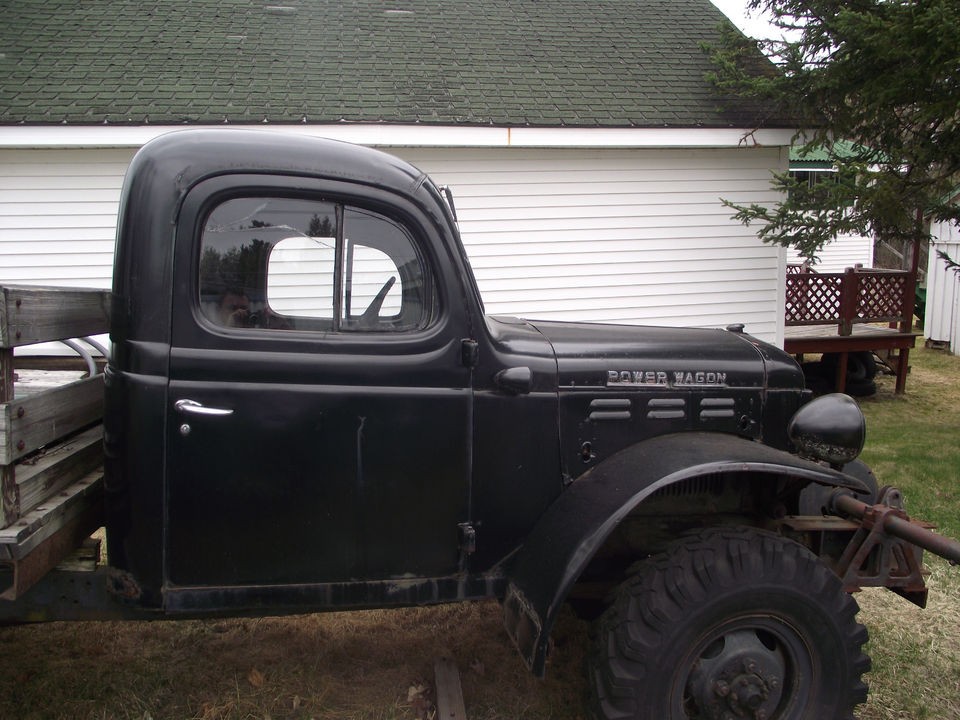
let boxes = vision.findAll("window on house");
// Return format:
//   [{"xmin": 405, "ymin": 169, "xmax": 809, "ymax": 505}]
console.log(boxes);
[
  {"xmin": 199, "ymin": 197, "xmax": 435, "ymax": 332},
  {"xmin": 789, "ymin": 169, "xmax": 839, "ymax": 199}
]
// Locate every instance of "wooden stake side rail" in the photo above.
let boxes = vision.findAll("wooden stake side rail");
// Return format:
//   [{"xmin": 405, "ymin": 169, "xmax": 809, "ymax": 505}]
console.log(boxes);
[
  {"xmin": 0, "ymin": 284, "xmax": 111, "ymax": 349},
  {"xmin": 0, "ymin": 375, "xmax": 105, "ymax": 466},
  {"xmin": 0, "ymin": 283, "xmax": 109, "ymax": 599},
  {"xmin": 15, "ymin": 425, "xmax": 104, "ymax": 518}
]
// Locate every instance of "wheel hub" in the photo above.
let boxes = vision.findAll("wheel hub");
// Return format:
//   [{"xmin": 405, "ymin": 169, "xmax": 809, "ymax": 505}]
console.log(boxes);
[
  {"xmin": 719, "ymin": 667, "xmax": 774, "ymax": 717},
  {"xmin": 687, "ymin": 630, "xmax": 787, "ymax": 719}
]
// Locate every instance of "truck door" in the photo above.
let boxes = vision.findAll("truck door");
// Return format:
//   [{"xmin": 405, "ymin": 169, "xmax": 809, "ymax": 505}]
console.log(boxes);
[{"xmin": 165, "ymin": 175, "xmax": 473, "ymax": 590}]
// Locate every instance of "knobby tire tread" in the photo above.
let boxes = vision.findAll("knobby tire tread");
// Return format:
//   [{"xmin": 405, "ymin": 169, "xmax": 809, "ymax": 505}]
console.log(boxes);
[{"xmin": 589, "ymin": 526, "xmax": 870, "ymax": 720}]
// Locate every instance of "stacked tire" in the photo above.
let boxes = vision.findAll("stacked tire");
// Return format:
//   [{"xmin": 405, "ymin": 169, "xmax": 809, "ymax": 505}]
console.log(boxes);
[{"xmin": 802, "ymin": 351, "xmax": 878, "ymax": 397}]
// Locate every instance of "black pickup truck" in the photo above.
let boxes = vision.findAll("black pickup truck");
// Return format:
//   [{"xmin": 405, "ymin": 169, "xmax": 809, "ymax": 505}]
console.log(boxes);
[{"xmin": 1, "ymin": 129, "xmax": 957, "ymax": 720}]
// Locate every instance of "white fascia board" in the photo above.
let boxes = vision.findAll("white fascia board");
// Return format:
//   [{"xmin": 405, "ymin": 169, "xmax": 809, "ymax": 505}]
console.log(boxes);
[
  {"xmin": 508, "ymin": 127, "xmax": 795, "ymax": 148},
  {"xmin": 0, "ymin": 124, "xmax": 796, "ymax": 149}
]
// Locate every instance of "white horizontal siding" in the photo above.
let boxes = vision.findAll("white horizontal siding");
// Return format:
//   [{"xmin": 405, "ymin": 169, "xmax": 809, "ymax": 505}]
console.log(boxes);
[
  {"xmin": 398, "ymin": 146, "xmax": 786, "ymax": 342},
  {"xmin": 925, "ymin": 220, "xmax": 960, "ymax": 351},
  {"xmin": 0, "ymin": 143, "xmax": 788, "ymax": 348},
  {"xmin": 0, "ymin": 148, "xmax": 130, "ymax": 355},
  {"xmin": 0, "ymin": 147, "xmax": 133, "ymax": 290},
  {"xmin": 786, "ymin": 233, "xmax": 874, "ymax": 273}
]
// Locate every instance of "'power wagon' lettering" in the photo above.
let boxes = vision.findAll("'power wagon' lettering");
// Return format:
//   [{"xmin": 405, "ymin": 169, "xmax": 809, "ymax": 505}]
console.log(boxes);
[
  {"xmin": 674, "ymin": 371, "xmax": 728, "ymax": 386},
  {"xmin": 607, "ymin": 370, "xmax": 727, "ymax": 387},
  {"xmin": 607, "ymin": 370, "xmax": 668, "ymax": 386}
]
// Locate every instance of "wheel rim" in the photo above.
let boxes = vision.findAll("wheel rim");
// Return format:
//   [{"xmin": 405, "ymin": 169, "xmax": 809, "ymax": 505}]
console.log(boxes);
[{"xmin": 673, "ymin": 615, "xmax": 815, "ymax": 720}]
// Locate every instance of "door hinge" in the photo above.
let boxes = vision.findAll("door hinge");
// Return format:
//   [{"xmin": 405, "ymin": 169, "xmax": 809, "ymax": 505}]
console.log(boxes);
[{"xmin": 460, "ymin": 339, "xmax": 479, "ymax": 368}]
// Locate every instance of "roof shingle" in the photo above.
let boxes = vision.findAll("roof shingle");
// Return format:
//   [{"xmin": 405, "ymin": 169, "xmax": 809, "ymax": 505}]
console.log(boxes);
[{"xmin": 0, "ymin": 0, "xmax": 781, "ymax": 128}]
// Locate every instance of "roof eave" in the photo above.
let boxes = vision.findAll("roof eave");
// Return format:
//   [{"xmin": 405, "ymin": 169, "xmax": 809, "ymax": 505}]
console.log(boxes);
[{"xmin": 0, "ymin": 123, "xmax": 798, "ymax": 149}]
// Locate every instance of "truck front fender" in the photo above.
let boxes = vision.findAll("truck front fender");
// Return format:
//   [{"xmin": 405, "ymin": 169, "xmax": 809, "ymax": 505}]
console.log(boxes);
[{"xmin": 503, "ymin": 432, "xmax": 870, "ymax": 677}]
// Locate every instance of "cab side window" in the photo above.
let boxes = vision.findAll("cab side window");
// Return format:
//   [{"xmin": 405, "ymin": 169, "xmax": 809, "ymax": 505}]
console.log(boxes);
[{"xmin": 199, "ymin": 197, "xmax": 435, "ymax": 332}]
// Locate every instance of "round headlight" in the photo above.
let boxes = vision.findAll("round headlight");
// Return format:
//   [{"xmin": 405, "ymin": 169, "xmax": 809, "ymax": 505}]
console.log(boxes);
[{"xmin": 787, "ymin": 393, "xmax": 866, "ymax": 466}]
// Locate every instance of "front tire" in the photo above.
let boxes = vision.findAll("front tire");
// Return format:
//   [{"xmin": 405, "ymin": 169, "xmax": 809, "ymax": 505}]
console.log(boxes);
[{"xmin": 589, "ymin": 527, "xmax": 870, "ymax": 720}]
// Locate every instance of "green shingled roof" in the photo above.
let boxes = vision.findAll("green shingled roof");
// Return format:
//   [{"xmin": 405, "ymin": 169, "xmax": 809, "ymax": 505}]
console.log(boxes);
[
  {"xmin": 790, "ymin": 140, "xmax": 864, "ymax": 167},
  {"xmin": 0, "ymin": 0, "xmax": 781, "ymax": 128}
]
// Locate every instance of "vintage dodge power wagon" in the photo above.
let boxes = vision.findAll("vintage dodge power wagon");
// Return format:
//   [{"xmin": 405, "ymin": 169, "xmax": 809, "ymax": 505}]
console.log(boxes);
[{"xmin": 1, "ymin": 129, "xmax": 957, "ymax": 720}]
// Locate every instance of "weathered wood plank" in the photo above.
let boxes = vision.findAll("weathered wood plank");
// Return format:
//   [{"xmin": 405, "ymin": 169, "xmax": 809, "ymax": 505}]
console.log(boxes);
[
  {"xmin": 13, "ymin": 369, "xmax": 88, "ymax": 398},
  {"xmin": 0, "ymin": 494, "xmax": 103, "ymax": 600},
  {"xmin": 0, "ymin": 347, "xmax": 16, "ymax": 527},
  {"xmin": 0, "ymin": 468, "xmax": 103, "ymax": 553},
  {"xmin": 0, "ymin": 374, "xmax": 104, "ymax": 465},
  {"xmin": 434, "ymin": 655, "xmax": 468, "ymax": 720},
  {"xmin": 0, "ymin": 350, "xmax": 11, "ymax": 401},
  {"xmin": 55, "ymin": 536, "xmax": 102, "ymax": 573},
  {"xmin": 0, "ymin": 464, "xmax": 14, "ymax": 529},
  {"xmin": 0, "ymin": 284, "xmax": 110, "ymax": 349},
  {"xmin": 15, "ymin": 426, "xmax": 104, "ymax": 516},
  {"xmin": 784, "ymin": 323, "xmax": 914, "ymax": 340}
]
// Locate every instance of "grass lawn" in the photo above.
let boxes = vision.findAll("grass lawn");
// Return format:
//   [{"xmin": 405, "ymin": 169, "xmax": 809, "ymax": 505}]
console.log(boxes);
[
  {"xmin": 855, "ymin": 347, "xmax": 960, "ymax": 720},
  {"xmin": 0, "ymin": 348, "xmax": 956, "ymax": 719}
]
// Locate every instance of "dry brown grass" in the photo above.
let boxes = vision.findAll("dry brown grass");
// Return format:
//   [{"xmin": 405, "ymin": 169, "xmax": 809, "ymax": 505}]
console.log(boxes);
[
  {"xmin": 6, "ymin": 570, "xmax": 957, "ymax": 720},
  {"xmin": 0, "ymin": 602, "xmax": 590, "ymax": 720},
  {"xmin": 860, "ymin": 560, "xmax": 960, "ymax": 720},
  {"xmin": 858, "ymin": 557, "xmax": 960, "ymax": 720}
]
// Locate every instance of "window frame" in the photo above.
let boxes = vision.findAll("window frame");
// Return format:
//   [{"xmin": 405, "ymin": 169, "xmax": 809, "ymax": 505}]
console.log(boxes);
[{"xmin": 193, "ymin": 184, "xmax": 438, "ymax": 336}]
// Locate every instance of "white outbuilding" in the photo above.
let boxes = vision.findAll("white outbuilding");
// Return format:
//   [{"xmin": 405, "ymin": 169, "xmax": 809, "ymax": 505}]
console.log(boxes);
[{"xmin": 1, "ymin": 0, "xmax": 795, "ymax": 344}]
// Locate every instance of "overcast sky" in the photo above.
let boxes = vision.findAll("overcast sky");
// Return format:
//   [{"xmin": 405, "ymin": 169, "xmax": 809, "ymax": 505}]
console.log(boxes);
[{"xmin": 710, "ymin": 0, "xmax": 779, "ymax": 38}]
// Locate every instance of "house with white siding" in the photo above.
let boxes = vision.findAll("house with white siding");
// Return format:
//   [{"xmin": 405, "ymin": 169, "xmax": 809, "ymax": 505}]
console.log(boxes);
[
  {"xmin": 784, "ymin": 146, "xmax": 874, "ymax": 272},
  {"xmin": 925, "ymin": 212, "xmax": 960, "ymax": 353},
  {"xmin": 0, "ymin": 0, "xmax": 795, "ymax": 345}
]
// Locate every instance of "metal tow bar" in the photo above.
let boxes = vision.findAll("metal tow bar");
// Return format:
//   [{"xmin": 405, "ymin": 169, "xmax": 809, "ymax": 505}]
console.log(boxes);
[{"xmin": 830, "ymin": 487, "xmax": 960, "ymax": 608}]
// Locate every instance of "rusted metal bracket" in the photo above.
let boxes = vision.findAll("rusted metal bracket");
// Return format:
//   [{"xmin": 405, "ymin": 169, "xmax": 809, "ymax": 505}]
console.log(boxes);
[
  {"xmin": 830, "ymin": 486, "xmax": 960, "ymax": 608},
  {"xmin": 835, "ymin": 503, "xmax": 926, "ymax": 605},
  {"xmin": 833, "ymin": 487, "xmax": 960, "ymax": 565}
]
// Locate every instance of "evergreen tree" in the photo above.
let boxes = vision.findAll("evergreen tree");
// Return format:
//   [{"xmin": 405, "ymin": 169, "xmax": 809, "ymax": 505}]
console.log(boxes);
[{"xmin": 708, "ymin": 0, "xmax": 960, "ymax": 262}]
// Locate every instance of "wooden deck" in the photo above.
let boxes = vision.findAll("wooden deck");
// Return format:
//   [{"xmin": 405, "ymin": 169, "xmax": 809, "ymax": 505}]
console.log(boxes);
[
  {"xmin": 784, "ymin": 324, "xmax": 918, "ymax": 394},
  {"xmin": 783, "ymin": 266, "xmax": 918, "ymax": 394}
]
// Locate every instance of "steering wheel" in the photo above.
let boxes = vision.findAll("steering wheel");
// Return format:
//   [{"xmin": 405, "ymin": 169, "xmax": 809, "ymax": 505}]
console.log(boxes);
[{"xmin": 357, "ymin": 276, "xmax": 397, "ymax": 329}]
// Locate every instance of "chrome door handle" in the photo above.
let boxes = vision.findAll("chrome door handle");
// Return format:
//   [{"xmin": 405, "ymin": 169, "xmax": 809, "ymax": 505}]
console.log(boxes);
[{"xmin": 174, "ymin": 399, "xmax": 234, "ymax": 417}]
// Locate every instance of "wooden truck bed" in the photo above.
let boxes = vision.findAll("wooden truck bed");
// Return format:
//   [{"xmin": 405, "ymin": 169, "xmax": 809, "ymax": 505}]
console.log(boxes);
[{"xmin": 0, "ymin": 284, "xmax": 109, "ymax": 600}]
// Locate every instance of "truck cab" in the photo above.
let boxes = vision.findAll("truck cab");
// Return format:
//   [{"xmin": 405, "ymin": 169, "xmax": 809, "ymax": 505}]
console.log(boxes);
[{"xmin": 104, "ymin": 128, "xmax": 818, "ymax": 610}]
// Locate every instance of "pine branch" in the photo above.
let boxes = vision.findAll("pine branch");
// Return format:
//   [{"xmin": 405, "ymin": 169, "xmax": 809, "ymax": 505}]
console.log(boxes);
[
  {"xmin": 938, "ymin": 250, "xmax": 960, "ymax": 276},
  {"xmin": 706, "ymin": 0, "xmax": 960, "ymax": 259}
]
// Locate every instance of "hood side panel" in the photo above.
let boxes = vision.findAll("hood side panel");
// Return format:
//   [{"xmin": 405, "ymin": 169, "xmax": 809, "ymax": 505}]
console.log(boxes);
[{"xmin": 526, "ymin": 320, "xmax": 803, "ymax": 479}]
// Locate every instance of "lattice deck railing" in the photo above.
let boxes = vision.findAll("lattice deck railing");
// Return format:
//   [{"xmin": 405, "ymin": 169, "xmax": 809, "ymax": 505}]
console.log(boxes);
[{"xmin": 785, "ymin": 266, "xmax": 916, "ymax": 335}]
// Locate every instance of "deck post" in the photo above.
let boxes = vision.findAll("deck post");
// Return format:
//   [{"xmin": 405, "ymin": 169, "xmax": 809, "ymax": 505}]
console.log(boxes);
[
  {"xmin": 834, "ymin": 352, "xmax": 849, "ymax": 393},
  {"xmin": 895, "ymin": 349, "xmax": 910, "ymax": 394},
  {"xmin": 838, "ymin": 268, "xmax": 859, "ymax": 336}
]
